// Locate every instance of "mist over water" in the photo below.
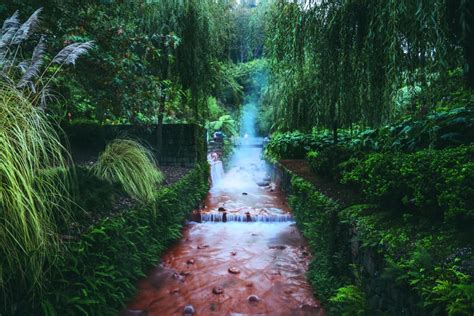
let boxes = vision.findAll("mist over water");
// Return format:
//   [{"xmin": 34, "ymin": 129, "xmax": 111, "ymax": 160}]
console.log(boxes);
[{"xmin": 208, "ymin": 99, "xmax": 271, "ymax": 215}]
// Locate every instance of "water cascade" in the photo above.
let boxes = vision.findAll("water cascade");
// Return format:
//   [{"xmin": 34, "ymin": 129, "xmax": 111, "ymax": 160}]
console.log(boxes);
[
  {"xmin": 125, "ymin": 98, "xmax": 321, "ymax": 316},
  {"xmin": 200, "ymin": 212, "xmax": 293, "ymax": 223},
  {"xmin": 208, "ymin": 154, "xmax": 224, "ymax": 187}
]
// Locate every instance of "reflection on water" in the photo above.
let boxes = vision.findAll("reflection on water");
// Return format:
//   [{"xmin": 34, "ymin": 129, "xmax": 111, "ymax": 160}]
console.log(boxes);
[{"xmin": 123, "ymin": 103, "xmax": 323, "ymax": 315}]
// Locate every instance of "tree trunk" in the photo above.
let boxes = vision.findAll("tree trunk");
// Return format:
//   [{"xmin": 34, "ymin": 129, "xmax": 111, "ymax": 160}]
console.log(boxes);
[
  {"xmin": 157, "ymin": 39, "xmax": 170, "ymax": 162},
  {"xmin": 156, "ymin": 95, "xmax": 165, "ymax": 162}
]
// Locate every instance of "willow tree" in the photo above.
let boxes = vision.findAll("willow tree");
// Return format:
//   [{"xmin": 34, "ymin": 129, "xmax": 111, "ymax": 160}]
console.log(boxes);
[
  {"xmin": 265, "ymin": 0, "xmax": 470, "ymax": 136},
  {"xmin": 136, "ymin": 0, "xmax": 226, "ymax": 157}
]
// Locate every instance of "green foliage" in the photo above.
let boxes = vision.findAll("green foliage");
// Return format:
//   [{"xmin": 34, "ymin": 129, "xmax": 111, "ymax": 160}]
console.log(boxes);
[
  {"xmin": 0, "ymin": 8, "xmax": 93, "ymax": 108},
  {"xmin": 93, "ymin": 139, "xmax": 163, "ymax": 203},
  {"xmin": 287, "ymin": 175, "xmax": 351, "ymax": 304},
  {"xmin": 429, "ymin": 268, "xmax": 474, "ymax": 315},
  {"xmin": 206, "ymin": 114, "xmax": 238, "ymax": 138},
  {"xmin": 307, "ymin": 145, "xmax": 355, "ymax": 179},
  {"xmin": 340, "ymin": 205, "xmax": 474, "ymax": 315},
  {"xmin": 329, "ymin": 285, "xmax": 367, "ymax": 316},
  {"xmin": 264, "ymin": 0, "xmax": 473, "ymax": 132},
  {"xmin": 0, "ymin": 0, "xmax": 240, "ymax": 125},
  {"xmin": 264, "ymin": 131, "xmax": 317, "ymax": 161},
  {"xmin": 2, "ymin": 162, "xmax": 209, "ymax": 315},
  {"xmin": 266, "ymin": 106, "xmax": 474, "ymax": 164},
  {"xmin": 285, "ymin": 166, "xmax": 474, "ymax": 315},
  {"xmin": 215, "ymin": 59, "xmax": 268, "ymax": 109},
  {"xmin": 341, "ymin": 145, "xmax": 474, "ymax": 224},
  {"xmin": 0, "ymin": 84, "xmax": 72, "ymax": 294}
]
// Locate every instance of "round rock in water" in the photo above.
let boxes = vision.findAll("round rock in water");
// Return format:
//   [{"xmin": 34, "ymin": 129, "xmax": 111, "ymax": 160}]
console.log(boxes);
[
  {"xmin": 228, "ymin": 267, "xmax": 240, "ymax": 274},
  {"xmin": 257, "ymin": 181, "xmax": 270, "ymax": 187},
  {"xmin": 247, "ymin": 295, "xmax": 260, "ymax": 303},
  {"xmin": 186, "ymin": 259, "xmax": 195, "ymax": 265},
  {"xmin": 242, "ymin": 192, "xmax": 248, "ymax": 195},
  {"xmin": 212, "ymin": 286, "xmax": 224, "ymax": 294},
  {"xmin": 183, "ymin": 304, "xmax": 195, "ymax": 315},
  {"xmin": 123, "ymin": 310, "xmax": 146, "ymax": 316}
]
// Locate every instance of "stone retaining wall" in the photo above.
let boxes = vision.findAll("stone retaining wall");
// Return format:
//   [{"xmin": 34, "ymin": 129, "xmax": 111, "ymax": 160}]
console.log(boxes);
[{"xmin": 62, "ymin": 123, "xmax": 207, "ymax": 167}]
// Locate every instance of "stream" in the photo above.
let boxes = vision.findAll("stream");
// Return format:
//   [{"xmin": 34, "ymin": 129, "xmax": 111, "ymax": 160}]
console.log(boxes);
[{"xmin": 123, "ymin": 103, "xmax": 323, "ymax": 316}]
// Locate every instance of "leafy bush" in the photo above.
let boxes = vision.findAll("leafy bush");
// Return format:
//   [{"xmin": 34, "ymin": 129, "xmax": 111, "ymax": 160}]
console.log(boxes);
[
  {"xmin": 341, "ymin": 145, "xmax": 474, "ymax": 224},
  {"xmin": 265, "ymin": 131, "xmax": 318, "ymax": 161},
  {"xmin": 283, "ymin": 166, "xmax": 473, "ymax": 315},
  {"xmin": 340, "ymin": 206, "xmax": 474, "ymax": 316},
  {"xmin": 307, "ymin": 145, "xmax": 356, "ymax": 179},
  {"xmin": 93, "ymin": 139, "xmax": 163, "ymax": 203},
  {"xmin": 287, "ymin": 175, "xmax": 351, "ymax": 304},
  {"xmin": 267, "ymin": 107, "xmax": 474, "ymax": 163},
  {"xmin": 329, "ymin": 285, "xmax": 367, "ymax": 316}
]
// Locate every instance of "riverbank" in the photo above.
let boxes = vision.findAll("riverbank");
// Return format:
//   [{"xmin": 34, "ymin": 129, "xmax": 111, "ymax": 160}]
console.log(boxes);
[
  {"xmin": 123, "ymin": 133, "xmax": 323, "ymax": 315},
  {"xmin": 278, "ymin": 157, "xmax": 473, "ymax": 315},
  {"xmin": 1, "ymin": 163, "xmax": 209, "ymax": 315}
]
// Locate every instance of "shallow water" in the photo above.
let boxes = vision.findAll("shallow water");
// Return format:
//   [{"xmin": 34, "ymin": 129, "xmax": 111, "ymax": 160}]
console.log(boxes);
[{"xmin": 123, "ymin": 106, "xmax": 322, "ymax": 315}]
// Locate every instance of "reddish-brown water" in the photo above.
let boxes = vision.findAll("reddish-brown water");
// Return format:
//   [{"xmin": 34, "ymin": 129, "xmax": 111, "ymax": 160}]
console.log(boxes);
[{"xmin": 123, "ymin": 137, "xmax": 323, "ymax": 316}]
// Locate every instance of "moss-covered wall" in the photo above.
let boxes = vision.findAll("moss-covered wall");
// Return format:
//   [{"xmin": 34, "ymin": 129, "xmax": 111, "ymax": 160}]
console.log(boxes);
[{"xmin": 62, "ymin": 123, "xmax": 207, "ymax": 167}]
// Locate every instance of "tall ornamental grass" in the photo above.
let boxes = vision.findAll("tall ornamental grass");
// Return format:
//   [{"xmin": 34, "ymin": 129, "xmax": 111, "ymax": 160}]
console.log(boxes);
[
  {"xmin": 93, "ymin": 139, "xmax": 163, "ymax": 203},
  {"xmin": 0, "ymin": 84, "xmax": 72, "ymax": 289}
]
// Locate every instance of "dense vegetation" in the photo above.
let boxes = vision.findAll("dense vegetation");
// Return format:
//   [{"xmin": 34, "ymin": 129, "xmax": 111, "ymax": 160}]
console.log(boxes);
[
  {"xmin": 2, "ymin": 163, "xmax": 209, "ymax": 315},
  {"xmin": 0, "ymin": 1, "xmax": 267, "ymax": 126},
  {"xmin": 268, "ymin": 109, "xmax": 474, "ymax": 314},
  {"xmin": 262, "ymin": 0, "xmax": 474, "ymax": 134},
  {"xmin": 0, "ymin": 2, "xmax": 266, "ymax": 314},
  {"xmin": 262, "ymin": 1, "xmax": 473, "ymax": 314},
  {"xmin": 1, "ymin": 0, "xmax": 473, "ymax": 315}
]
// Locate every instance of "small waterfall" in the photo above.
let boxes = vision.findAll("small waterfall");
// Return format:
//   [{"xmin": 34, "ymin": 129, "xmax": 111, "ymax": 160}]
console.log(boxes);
[
  {"xmin": 199, "ymin": 213, "xmax": 293, "ymax": 223},
  {"xmin": 209, "ymin": 158, "xmax": 224, "ymax": 187}
]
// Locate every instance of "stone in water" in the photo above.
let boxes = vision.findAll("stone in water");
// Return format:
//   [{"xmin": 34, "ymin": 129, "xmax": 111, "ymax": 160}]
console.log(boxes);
[
  {"xmin": 228, "ymin": 267, "xmax": 240, "ymax": 274},
  {"xmin": 212, "ymin": 286, "xmax": 224, "ymax": 294},
  {"xmin": 183, "ymin": 304, "xmax": 195, "ymax": 315},
  {"xmin": 248, "ymin": 295, "xmax": 260, "ymax": 303}
]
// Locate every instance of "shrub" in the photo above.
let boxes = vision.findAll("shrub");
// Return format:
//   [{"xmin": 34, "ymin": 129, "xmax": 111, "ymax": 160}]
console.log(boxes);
[
  {"xmin": 0, "ymin": 85, "xmax": 72, "ymax": 293},
  {"xmin": 265, "ymin": 131, "xmax": 318, "ymax": 161},
  {"xmin": 329, "ymin": 285, "xmax": 367, "ymax": 316},
  {"xmin": 267, "ymin": 107, "xmax": 474, "ymax": 163},
  {"xmin": 285, "ymin": 167, "xmax": 474, "ymax": 315},
  {"xmin": 93, "ymin": 139, "xmax": 163, "ymax": 203},
  {"xmin": 341, "ymin": 145, "xmax": 474, "ymax": 224},
  {"xmin": 307, "ymin": 145, "xmax": 356, "ymax": 179},
  {"xmin": 287, "ymin": 175, "xmax": 351, "ymax": 303}
]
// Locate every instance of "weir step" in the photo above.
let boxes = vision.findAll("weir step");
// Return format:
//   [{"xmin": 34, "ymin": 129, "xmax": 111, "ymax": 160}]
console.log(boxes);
[{"xmin": 195, "ymin": 213, "xmax": 294, "ymax": 223}]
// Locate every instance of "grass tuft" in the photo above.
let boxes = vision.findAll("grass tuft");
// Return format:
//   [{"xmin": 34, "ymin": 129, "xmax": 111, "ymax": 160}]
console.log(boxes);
[
  {"xmin": 93, "ymin": 139, "xmax": 163, "ymax": 203},
  {"xmin": 0, "ymin": 83, "xmax": 72, "ymax": 291}
]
